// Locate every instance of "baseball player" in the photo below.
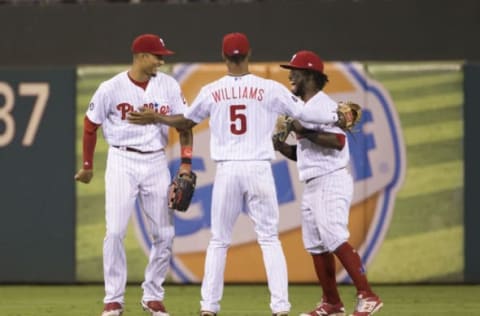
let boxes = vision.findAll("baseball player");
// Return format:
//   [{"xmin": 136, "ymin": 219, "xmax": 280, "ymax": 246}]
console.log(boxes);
[
  {"xmin": 273, "ymin": 50, "xmax": 383, "ymax": 316},
  {"xmin": 129, "ymin": 32, "xmax": 341, "ymax": 316},
  {"xmin": 75, "ymin": 33, "xmax": 193, "ymax": 316}
]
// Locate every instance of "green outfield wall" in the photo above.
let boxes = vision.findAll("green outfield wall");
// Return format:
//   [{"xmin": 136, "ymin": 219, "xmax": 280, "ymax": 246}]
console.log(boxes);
[
  {"xmin": 463, "ymin": 64, "xmax": 480, "ymax": 283},
  {"xmin": 0, "ymin": 68, "xmax": 76, "ymax": 283},
  {"xmin": 0, "ymin": 62, "xmax": 473, "ymax": 284}
]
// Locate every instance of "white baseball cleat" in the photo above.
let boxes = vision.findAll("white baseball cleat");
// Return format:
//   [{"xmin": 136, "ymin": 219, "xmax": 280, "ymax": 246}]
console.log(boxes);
[{"xmin": 142, "ymin": 300, "xmax": 170, "ymax": 316}]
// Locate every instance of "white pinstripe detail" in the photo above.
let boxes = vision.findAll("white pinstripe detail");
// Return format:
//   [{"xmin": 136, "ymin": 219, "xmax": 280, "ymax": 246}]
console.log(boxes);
[
  {"xmin": 187, "ymin": 73, "xmax": 296, "ymax": 314},
  {"xmin": 86, "ymin": 70, "xmax": 185, "ymax": 305}
]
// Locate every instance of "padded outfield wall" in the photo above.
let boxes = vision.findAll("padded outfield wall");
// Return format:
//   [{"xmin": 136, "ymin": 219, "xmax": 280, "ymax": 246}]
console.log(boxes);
[{"xmin": 74, "ymin": 61, "xmax": 464, "ymax": 284}]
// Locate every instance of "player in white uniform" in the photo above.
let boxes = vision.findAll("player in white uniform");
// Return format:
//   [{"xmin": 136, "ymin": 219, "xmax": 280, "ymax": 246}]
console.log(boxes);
[
  {"xmin": 128, "ymin": 33, "xmax": 340, "ymax": 316},
  {"xmin": 273, "ymin": 51, "xmax": 383, "ymax": 316},
  {"xmin": 75, "ymin": 34, "xmax": 193, "ymax": 316}
]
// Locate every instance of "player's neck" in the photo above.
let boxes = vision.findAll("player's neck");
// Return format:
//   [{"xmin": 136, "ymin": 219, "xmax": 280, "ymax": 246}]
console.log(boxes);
[
  {"xmin": 302, "ymin": 87, "xmax": 321, "ymax": 102},
  {"xmin": 128, "ymin": 67, "xmax": 150, "ymax": 83},
  {"xmin": 228, "ymin": 71, "xmax": 250, "ymax": 77},
  {"xmin": 227, "ymin": 63, "xmax": 249, "ymax": 76}
]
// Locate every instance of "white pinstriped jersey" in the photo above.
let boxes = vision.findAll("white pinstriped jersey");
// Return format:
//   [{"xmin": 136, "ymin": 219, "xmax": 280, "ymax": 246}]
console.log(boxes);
[
  {"xmin": 86, "ymin": 71, "xmax": 187, "ymax": 151},
  {"xmin": 297, "ymin": 92, "xmax": 339, "ymax": 124},
  {"xmin": 184, "ymin": 73, "xmax": 303, "ymax": 161},
  {"xmin": 296, "ymin": 91, "xmax": 350, "ymax": 182}
]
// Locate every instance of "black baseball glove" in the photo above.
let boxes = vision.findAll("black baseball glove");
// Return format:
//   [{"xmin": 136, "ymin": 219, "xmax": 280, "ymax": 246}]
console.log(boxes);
[{"xmin": 168, "ymin": 171, "xmax": 197, "ymax": 212}]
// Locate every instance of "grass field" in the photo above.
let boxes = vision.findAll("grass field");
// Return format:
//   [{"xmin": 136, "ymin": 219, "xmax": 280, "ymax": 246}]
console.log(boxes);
[
  {"xmin": 0, "ymin": 284, "xmax": 479, "ymax": 316},
  {"xmin": 76, "ymin": 62, "xmax": 464, "ymax": 284}
]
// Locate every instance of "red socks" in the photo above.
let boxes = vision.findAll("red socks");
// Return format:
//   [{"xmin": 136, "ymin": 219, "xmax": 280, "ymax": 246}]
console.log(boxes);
[
  {"xmin": 334, "ymin": 242, "xmax": 375, "ymax": 296},
  {"xmin": 312, "ymin": 253, "xmax": 342, "ymax": 305},
  {"xmin": 312, "ymin": 243, "xmax": 377, "ymax": 303}
]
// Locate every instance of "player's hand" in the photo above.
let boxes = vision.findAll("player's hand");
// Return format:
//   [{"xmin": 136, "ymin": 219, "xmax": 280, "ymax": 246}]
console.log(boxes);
[
  {"xmin": 289, "ymin": 120, "xmax": 305, "ymax": 134},
  {"xmin": 128, "ymin": 108, "xmax": 157, "ymax": 125},
  {"xmin": 272, "ymin": 133, "xmax": 283, "ymax": 151},
  {"xmin": 75, "ymin": 169, "xmax": 93, "ymax": 184},
  {"xmin": 179, "ymin": 163, "xmax": 192, "ymax": 176}
]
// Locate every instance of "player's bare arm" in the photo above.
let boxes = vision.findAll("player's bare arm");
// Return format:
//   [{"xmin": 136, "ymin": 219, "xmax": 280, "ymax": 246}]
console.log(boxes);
[
  {"xmin": 155, "ymin": 114, "xmax": 196, "ymax": 130},
  {"xmin": 289, "ymin": 119, "xmax": 309, "ymax": 134},
  {"xmin": 128, "ymin": 110, "xmax": 196, "ymax": 130},
  {"xmin": 290, "ymin": 119, "xmax": 344, "ymax": 150},
  {"xmin": 301, "ymin": 131, "xmax": 344, "ymax": 150},
  {"xmin": 178, "ymin": 128, "xmax": 193, "ymax": 174},
  {"xmin": 273, "ymin": 136, "xmax": 297, "ymax": 161}
]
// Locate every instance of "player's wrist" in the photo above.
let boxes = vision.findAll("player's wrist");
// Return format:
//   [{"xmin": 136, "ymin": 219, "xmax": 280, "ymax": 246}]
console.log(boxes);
[
  {"xmin": 180, "ymin": 145, "xmax": 193, "ymax": 165},
  {"xmin": 179, "ymin": 163, "xmax": 192, "ymax": 174}
]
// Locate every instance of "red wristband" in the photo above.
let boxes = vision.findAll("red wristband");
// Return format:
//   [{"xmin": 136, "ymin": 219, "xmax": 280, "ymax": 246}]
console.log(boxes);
[
  {"xmin": 335, "ymin": 133, "xmax": 346, "ymax": 149},
  {"xmin": 181, "ymin": 146, "xmax": 193, "ymax": 158},
  {"xmin": 181, "ymin": 146, "xmax": 192, "ymax": 164}
]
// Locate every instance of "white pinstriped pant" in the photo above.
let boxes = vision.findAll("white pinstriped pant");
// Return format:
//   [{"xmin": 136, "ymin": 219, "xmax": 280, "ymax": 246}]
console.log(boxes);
[
  {"xmin": 103, "ymin": 146, "xmax": 174, "ymax": 304},
  {"xmin": 301, "ymin": 168, "xmax": 353, "ymax": 254},
  {"xmin": 200, "ymin": 160, "xmax": 290, "ymax": 314}
]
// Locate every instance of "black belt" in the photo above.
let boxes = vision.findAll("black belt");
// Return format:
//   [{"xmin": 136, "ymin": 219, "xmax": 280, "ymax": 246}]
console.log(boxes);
[{"xmin": 113, "ymin": 145, "xmax": 161, "ymax": 154}]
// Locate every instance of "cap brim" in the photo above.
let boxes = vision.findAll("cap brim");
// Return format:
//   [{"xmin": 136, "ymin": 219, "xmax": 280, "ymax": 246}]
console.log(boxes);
[
  {"xmin": 280, "ymin": 64, "xmax": 323, "ymax": 73},
  {"xmin": 280, "ymin": 64, "xmax": 304, "ymax": 70},
  {"xmin": 151, "ymin": 49, "xmax": 175, "ymax": 56}
]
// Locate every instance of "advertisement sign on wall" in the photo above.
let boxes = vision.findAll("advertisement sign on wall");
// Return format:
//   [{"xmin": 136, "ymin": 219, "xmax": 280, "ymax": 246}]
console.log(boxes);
[
  {"xmin": 130, "ymin": 62, "xmax": 405, "ymax": 283},
  {"xmin": 76, "ymin": 62, "xmax": 463, "ymax": 284}
]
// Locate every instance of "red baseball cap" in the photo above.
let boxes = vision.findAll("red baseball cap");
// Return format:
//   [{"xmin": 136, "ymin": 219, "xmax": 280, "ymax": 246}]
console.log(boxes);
[
  {"xmin": 131, "ymin": 34, "xmax": 174, "ymax": 56},
  {"xmin": 280, "ymin": 50, "xmax": 324, "ymax": 73},
  {"xmin": 222, "ymin": 32, "xmax": 250, "ymax": 56}
]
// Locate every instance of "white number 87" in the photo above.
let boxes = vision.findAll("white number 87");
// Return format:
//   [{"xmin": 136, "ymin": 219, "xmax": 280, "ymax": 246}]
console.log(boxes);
[{"xmin": 0, "ymin": 82, "xmax": 49, "ymax": 147}]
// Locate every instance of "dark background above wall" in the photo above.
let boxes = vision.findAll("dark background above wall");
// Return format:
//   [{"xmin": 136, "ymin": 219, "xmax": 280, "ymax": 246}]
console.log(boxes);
[{"xmin": 0, "ymin": 0, "xmax": 479, "ymax": 66}]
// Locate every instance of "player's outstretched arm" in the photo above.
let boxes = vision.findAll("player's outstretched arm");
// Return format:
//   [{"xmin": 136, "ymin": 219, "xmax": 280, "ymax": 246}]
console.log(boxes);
[
  {"xmin": 301, "ymin": 130, "xmax": 345, "ymax": 150},
  {"xmin": 128, "ymin": 109, "xmax": 195, "ymax": 130},
  {"xmin": 290, "ymin": 119, "xmax": 345, "ymax": 150}
]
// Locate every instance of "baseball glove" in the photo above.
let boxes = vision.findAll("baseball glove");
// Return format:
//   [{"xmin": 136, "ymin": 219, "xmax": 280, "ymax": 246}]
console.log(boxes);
[
  {"xmin": 272, "ymin": 115, "xmax": 294, "ymax": 143},
  {"xmin": 168, "ymin": 171, "xmax": 197, "ymax": 212},
  {"xmin": 336, "ymin": 101, "xmax": 362, "ymax": 131}
]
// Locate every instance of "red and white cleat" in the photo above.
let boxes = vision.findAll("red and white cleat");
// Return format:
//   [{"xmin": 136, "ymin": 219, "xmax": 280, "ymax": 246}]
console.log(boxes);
[
  {"xmin": 141, "ymin": 300, "xmax": 169, "ymax": 316},
  {"xmin": 300, "ymin": 300, "xmax": 346, "ymax": 316},
  {"xmin": 349, "ymin": 294, "xmax": 383, "ymax": 316},
  {"xmin": 101, "ymin": 302, "xmax": 123, "ymax": 316}
]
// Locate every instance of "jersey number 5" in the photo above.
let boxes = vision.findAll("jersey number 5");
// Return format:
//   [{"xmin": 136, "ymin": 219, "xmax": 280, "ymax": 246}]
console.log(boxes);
[{"xmin": 229, "ymin": 104, "xmax": 246, "ymax": 135}]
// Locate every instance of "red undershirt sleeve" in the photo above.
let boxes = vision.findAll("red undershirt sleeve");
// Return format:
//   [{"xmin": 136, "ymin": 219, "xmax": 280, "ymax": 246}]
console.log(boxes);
[
  {"xmin": 335, "ymin": 133, "xmax": 346, "ymax": 150},
  {"xmin": 83, "ymin": 116, "xmax": 100, "ymax": 170}
]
